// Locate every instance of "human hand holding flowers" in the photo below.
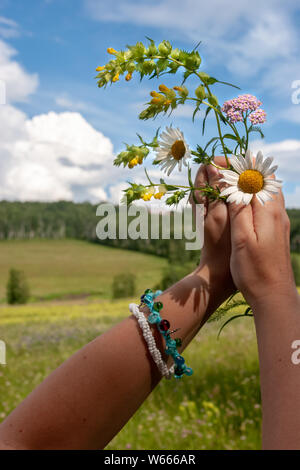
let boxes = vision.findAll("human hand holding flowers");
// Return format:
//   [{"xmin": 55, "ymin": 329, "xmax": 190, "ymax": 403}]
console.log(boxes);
[
  {"xmin": 228, "ymin": 187, "xmax": 296, "ymax": 307},
  {"xmin": 191, "ymin": 157, "xmax": 234, "ymax": 297}
]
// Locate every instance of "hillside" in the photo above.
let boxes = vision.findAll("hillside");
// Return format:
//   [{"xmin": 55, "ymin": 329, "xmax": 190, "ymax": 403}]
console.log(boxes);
[{"xmin": 0, "ymin": 239, "xmax": 167, "ymax": 302}]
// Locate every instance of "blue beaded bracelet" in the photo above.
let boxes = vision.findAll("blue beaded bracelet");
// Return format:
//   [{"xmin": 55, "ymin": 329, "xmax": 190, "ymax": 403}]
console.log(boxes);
[{"xmin": 140, "ymin": 288, "xmax": 193, "ymax": 379}]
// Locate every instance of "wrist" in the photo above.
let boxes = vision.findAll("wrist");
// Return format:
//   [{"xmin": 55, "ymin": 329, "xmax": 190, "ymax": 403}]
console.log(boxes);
[
  {"xmin": 250, "ymin": 283, "xmax": 300, "ymax": 314},
  {"xmin": 194, "ymin": 263, "xmax": 235, "ymax": 320}
]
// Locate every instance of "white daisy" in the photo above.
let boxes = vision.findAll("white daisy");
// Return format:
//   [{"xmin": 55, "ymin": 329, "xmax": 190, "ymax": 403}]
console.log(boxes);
[
  {"xmin": 154, "ymin": 126, "xmax": 191, "ymax": 176},
  {"xmin": 219, "ymin": 150, "xmax": 282, "ymax": 205}
]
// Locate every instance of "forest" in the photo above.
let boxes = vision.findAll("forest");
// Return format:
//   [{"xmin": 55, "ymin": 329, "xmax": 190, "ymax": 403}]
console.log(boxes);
[{"xmin": 0, "ymin": 200, "xmax": 299, "ymax": 255}]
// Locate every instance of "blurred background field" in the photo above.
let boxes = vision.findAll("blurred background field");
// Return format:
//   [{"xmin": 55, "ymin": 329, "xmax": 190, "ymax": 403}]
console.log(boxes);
[
  {"xmin": 0, "ymin": 297, "xmax": 261, "ymax": 450},
  {"xmin": 0, "ymin": 239, "xmax": 167, "ymax": 301}
]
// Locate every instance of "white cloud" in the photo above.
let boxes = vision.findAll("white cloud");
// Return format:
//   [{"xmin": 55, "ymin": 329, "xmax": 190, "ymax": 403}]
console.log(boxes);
[
  {"xmin": 55, "ymin": 94, "xmax": 103, "ymax": 116},
  {"xmin": 0, "ymin": 39, "xmax": 38, "ymax": 102},
  {"xmin": 0, "ymin": 16, "xmax": 19, "ymax": 39},
  {"xmin": 0, "ymin": 108, "xmax": 118, "ymax": 201}
]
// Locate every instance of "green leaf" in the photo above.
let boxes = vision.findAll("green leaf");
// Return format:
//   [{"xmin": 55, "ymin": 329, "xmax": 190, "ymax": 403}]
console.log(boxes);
[
  {"xmin": 181, "ymin": 70, "xmax": 192, "ymax": 85},
  {"xmin": 217, "ymin": 314, "xmax": 248, "ymax": 339},
  {"xmin": 204, "ymin": 136, "xmax": 219, "ymax": 151},
  {"xmin": 144, "ymin": 168, "xmax": 153, "ymax": 185},
  {"xmin": 216, "ymin": 79, "xmax": 240, "ymax": 90},
  {"xmin": 192, "ymin": 104, "xmax": 201, "ymax": 122},
  {"xmin": 223, "ymin": 133, "xmax": 238, "ymax": 141},
  {"xmin": 206, "ymin": 76, "xmax": 217, "ymax": 85},
  {"xmin": 192, "ymin": 40, "xmax": 202, "ymax": 52},
  {"xmin": 187, "ymin": 165, "xmax": 193, "ymax": 187},
  {"xmin": 202, "ymin": 106, "xmax": 212, "ymax": 135},
  {"xmin": 249, "ymin": 125, "xmax": 265, "ymax": 139}
]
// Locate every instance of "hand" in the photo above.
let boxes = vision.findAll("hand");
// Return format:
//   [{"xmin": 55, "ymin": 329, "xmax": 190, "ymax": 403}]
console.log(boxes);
[
  {"xmin": 190, "ymin": 157, "xmax": 235, "ymax": 295},
  {"xmin": 228, "ymin": 187, "xmax": 297, "ymax": 307}
]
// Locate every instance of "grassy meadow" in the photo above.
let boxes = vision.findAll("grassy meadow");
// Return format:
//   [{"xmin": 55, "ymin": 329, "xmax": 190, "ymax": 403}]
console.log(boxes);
[
  {"xmin": 0, "ymin": 239, "xmax": 167, "ymax": 301},
  {"xmin": 0, "ymin": 239, "xmax": 265, "ymax": 449}
]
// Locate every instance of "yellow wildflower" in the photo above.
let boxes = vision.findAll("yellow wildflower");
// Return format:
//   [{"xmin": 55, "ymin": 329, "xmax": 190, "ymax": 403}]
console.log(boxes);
[
  {"xmin": 159, "ymin": 84, "xmax": 170, "ymax": 94},
  {"xmin": 112, "ymin": 73, "xmax": 120, "ymax": 82},
  {"xmin": 150, "ymin": 96, "xmax": 164, "ymax": 105},
  {"xmin": 142, "ymin": 187, "xmax": 155, "ymax": 201},
  {"xmin": 128, "ymin": 157, "xmax": 139, "ymax": 168},
  {"xmin": 96, "ymin": 66, "xmax": 105, "ymax": 72},
  {"xmin": 154, "ymin": 184, "xmax": 167, "ymax": 199},
  {"xmin": 125, "ymin": 72, "xmax": 132, "ymax": 81},
  {"xmin": 107, "ymin": 48, "xmax": 117, "ymax": 55}
]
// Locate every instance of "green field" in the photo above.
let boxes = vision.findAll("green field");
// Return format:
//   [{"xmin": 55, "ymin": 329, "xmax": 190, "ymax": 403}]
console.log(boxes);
[
  {"xmin": 0, "ymin": 239, "xmax": 167, "ymax": 301},
  {"xmin": 0, "ymin": 299, "xmax": 261, "ymax": 450}
]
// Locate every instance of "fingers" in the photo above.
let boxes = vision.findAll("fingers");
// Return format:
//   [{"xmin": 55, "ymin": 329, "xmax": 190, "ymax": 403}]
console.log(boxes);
[
  {"xmin": 228, "ymin": 201, "xmax": 255, "ymax": 247},
  {"xmin": 191, "ymin": 164, "xmax": 208, "ymax": 206},
  {"xmin": 190, "ymin": 157, "xmax": 228, "ymax": 207}
]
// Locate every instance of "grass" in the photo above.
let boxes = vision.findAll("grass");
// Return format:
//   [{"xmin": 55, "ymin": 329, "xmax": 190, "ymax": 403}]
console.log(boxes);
[
  {"xmin": 0, "ymin": 298, "xmax": 261, "ymax": 450},
  {"xmin": 0, "ymin": 239, "xmax": 167, "ymax": 302}
]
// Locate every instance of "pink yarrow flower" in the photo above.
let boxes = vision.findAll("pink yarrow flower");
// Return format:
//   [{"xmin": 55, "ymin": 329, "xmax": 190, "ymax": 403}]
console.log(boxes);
[
  {"xmin": 249, "ymin": 108, "xmax": 267, "ymax": 124},
  {"xmin": 222, "ymin": 94, "xmax": 266, "ymax": 124}
]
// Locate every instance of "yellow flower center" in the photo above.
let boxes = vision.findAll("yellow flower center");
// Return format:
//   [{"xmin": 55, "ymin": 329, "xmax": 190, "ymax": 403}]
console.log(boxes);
[
  {"xmin": 238, "ymin": 169, "xmax": 264, "ymax": 194},
  {"xmin": 171, "ymin": 140, "xmax": 186, "ymax": 160}
]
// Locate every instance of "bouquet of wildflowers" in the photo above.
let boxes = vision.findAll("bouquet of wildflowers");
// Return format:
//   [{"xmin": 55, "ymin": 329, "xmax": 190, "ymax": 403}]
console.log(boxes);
[{"xmin": 95, "ymin": 39, "xmax": 282, "ymax": 208}]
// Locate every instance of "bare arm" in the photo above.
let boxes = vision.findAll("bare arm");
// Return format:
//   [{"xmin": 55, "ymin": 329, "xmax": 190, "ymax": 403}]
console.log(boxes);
[
  {"xmin": 0, "ymin": 161, "xmax": 234, "ymax": 450},
  {"xmin": 229, "ymin": 188, "xmax": 300, "ymax": 449}
]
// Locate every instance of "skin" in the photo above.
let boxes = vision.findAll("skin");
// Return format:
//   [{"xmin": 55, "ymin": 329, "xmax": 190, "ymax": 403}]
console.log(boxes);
[
  {"xmin": 0, "ymin": 158, "xmax": 234, "ymax": 450},
  {"xmin": 228, "ymin": 185, "xmax": 300, "ymax": 450}
]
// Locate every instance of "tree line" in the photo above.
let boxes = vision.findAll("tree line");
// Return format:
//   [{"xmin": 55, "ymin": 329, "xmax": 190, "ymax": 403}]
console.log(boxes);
[{"xmin": 0, "ymin": 200, "xmax": 299, "ymax": 256}]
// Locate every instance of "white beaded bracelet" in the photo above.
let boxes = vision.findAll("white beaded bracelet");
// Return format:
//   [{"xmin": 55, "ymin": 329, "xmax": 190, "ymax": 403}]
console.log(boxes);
[{"xmin": 129, "ymin": 303, "xmax": 174, "ymax": 379}]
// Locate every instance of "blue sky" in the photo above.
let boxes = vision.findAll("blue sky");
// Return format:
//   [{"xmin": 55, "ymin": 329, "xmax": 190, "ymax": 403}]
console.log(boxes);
[{"xmin": 0, "ymin": 0, "xmax": 300, "ymax": 205}]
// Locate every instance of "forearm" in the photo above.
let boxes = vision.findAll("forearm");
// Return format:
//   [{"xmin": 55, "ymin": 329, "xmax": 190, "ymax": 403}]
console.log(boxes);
[
  {"xmin": 0, "ymin": 264, "xmax": 232, "ymax": 450},
  {"xmin": 252, "ymin": 287, "xmax": 300, "ymax": 449}
]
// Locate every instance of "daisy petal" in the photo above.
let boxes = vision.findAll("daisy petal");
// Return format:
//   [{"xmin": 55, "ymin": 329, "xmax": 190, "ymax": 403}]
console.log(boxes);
[
  {"xmin": 263, "ymin": 183, "xmax": 280, "ymax": 193},
  {"xmin": 236, "ymin": 154, "xmax": 248, "ymax": 171},
  {"xmin": 227, "ymin": 192, "xmax": 241, "ymax": 204},
  {"xmin": 234, "ymin": 192, "xmax": 243, "ymax": 205},
  {"xmin": 220, "ymin": 169, "xmax": 239, "ymax": 180},
  {"xmin": 245, "ymin": 149, "xmax": 253, "ymax": 169},
  {"xmin": 255, "ymin": 193, "xmax": 265, "ymax": 205},
  {"xmin": 257, "ymin": 190, "xmax": 272, "ymax": 203},
  {"xmin": 264, "ymin": 178, "xmax": 282, "ymax": 187},
  {"xmin": 261, "ymin": 190, "xmax": 274, "ymax": 201},
  {"xmin": 264, "ymin": 165, "xmax": 278, "ymax": 177},
  {"xmin": 230, "ymin": 155, "xmax": 244, "ymax": 174},
  {"xmin": 242, "ymin": 193, "xmax": 253, "ymax": 205},
  {"xmin": 254, "ymin": 151, "xmax": 263, "ymax": 171},
  {"xmin": 260, "ymin": 157, "xmax": 274, "ymax": 175},
  {"xmin": 220, "ymin": 186, "xmax": 239, "ymax": 197}
]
